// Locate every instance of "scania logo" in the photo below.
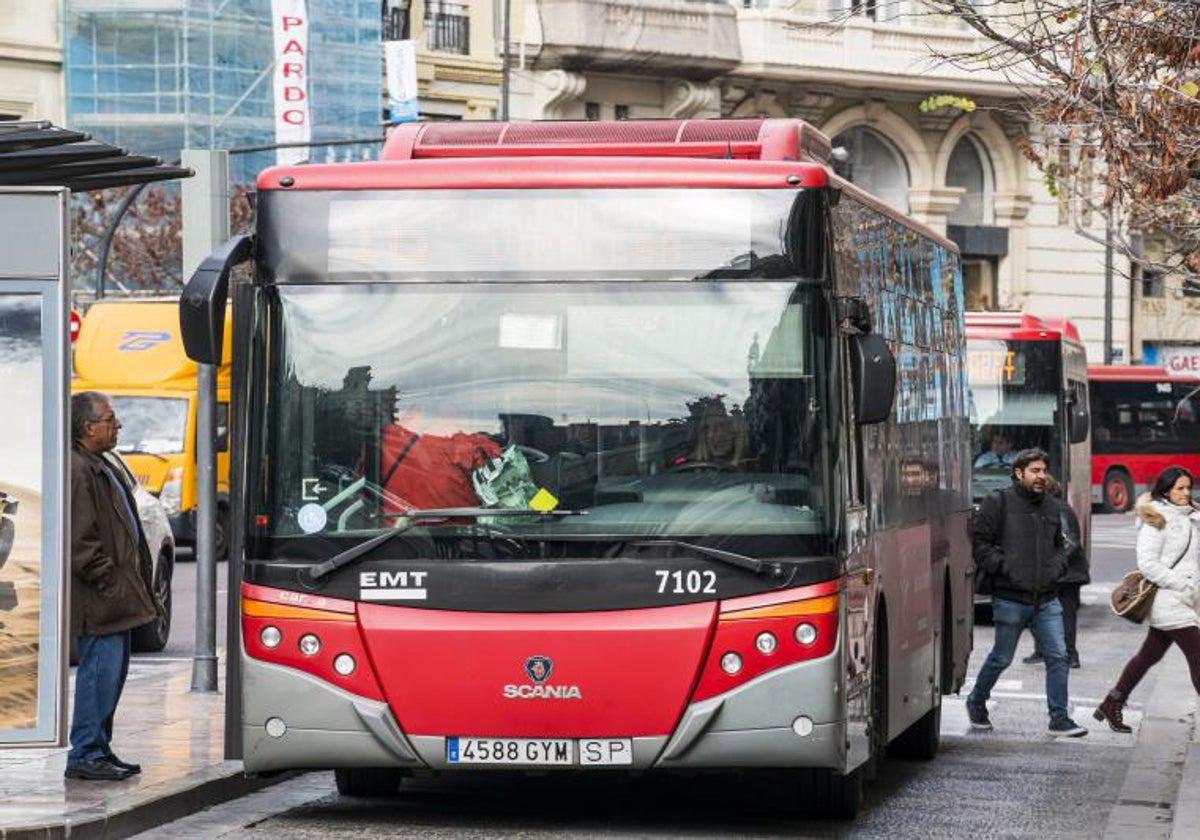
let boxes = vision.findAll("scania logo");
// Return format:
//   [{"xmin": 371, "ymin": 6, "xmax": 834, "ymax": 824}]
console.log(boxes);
[
  {"xmin": 524, "ymin": 655, "xmax": 553, "ymax": 684},
  {"xmin": 503, "ymin": 655, "xmax": 583, "ymax": 700}
]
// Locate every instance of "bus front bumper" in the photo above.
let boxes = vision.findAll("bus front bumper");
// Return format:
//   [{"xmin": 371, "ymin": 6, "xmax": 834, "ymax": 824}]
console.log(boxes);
[{"xmin": 241, "ymin": 639, "xmax": 848, "ymax": 774}]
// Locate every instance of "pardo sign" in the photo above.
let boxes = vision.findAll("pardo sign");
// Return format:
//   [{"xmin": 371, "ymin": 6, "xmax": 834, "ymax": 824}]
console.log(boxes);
[{"xmin": 271, "ymin": 0, "xmax": 310, "ymax": 167}]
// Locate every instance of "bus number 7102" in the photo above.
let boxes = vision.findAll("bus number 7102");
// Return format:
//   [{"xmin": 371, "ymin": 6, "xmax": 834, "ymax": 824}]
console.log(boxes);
[{"xmin": 656, "ymin": 569, "xmax": 717, "ymax": 595}]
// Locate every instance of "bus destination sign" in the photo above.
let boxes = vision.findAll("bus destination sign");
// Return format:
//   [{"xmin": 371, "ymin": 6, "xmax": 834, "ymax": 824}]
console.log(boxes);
[{"xmin": 967, "ymin": 347, "xmax": 1025, "ymax": 385}]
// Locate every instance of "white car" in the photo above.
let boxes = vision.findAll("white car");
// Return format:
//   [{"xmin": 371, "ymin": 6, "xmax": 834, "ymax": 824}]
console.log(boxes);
[{"xmin": 102, "ymin": 451, "xmax": 176, "ymax": 653}]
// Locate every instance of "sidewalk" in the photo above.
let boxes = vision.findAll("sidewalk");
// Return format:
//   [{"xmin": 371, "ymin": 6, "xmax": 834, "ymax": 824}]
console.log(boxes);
[{"xmin": 0, "ymin": 657, "xmax": 287, "ymax": 840}]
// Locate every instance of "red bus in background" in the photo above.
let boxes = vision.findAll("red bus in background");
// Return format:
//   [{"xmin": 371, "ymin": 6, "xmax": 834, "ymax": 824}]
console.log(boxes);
[
  {"xmin": 1088, "ymin": 365, "xmax": 1200, "ymax": 512},
  {"xmin": 965, "ymin": 312, "xmax": 1091, "ymax": 551}
]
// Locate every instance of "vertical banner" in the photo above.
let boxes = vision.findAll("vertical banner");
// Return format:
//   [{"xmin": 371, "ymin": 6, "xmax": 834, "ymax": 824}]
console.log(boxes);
[
  {"xmin": 385, "ymin": 40, "xmax": 420, "ymax": 123},
  {"xmin": 0, "ymin": 189, "xmax": 68, "ymax": 747},
  {"xmin": 271, "ymin": 0, "xmax": 310, "ymax": 166}
]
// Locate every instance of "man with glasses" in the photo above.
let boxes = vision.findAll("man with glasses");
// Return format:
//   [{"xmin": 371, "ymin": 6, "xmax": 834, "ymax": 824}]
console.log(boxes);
[{"xmin": 66, "ymin": 392, "xmax": 156, "ymax": 781}]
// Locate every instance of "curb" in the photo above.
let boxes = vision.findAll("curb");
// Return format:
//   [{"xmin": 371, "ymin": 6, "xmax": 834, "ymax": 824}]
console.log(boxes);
[
  {"xmin": 1103, "ymin": 647, "xmax": 1196, "ymax": 839},
  {"xmin": 1171, "ymin": 734, "xmax": 1200, "ymax": 839},
  {"xmin": 0, "ymin": 765, "xmax": 297, "ymax": 840}
]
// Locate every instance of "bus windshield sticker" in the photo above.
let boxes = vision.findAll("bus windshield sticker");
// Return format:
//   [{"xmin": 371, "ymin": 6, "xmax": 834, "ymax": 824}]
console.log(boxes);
[{"xmin": 296, "ymin": 503, "xmax": 327, "ymax": 534}]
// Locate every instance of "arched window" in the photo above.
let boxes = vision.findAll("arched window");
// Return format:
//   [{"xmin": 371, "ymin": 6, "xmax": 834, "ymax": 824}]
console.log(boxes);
[
  {"xmin": 831, "ymin": 126, "xmax": 910, "ymax": 213},
  {"xmin": 946, "ymin": 135, "xmax": 994, "ymax": 225}
]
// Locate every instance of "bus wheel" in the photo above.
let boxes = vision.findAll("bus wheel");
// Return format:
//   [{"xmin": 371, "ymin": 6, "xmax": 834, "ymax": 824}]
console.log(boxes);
[
  {"xmin": 1103, "ymin": 470, "xmax": 1134, "ymax": 513},
  {"xmin": 797, "ymin": 766, "xmax": 863, "ymax": 820},
  {"xmin": 334, "ymin": 767, "xmax": 405, "ymax": 797}
]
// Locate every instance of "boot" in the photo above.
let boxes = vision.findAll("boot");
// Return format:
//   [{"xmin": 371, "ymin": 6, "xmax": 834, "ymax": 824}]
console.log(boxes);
[{"xmin": 1093, "ymin": 689, "xmax": 1132, "ymax": 733}]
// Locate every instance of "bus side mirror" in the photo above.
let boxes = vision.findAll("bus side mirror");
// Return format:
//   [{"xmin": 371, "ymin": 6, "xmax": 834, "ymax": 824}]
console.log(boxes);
[
  {"xmin": 850, "ymin": 333, "xmax": 895, "ymax": 425},
  {"xmin": 1069, "ymin": 405, "xmax": 1089, "ymax": 444},
  {"xmin": 180, "ymin": 235, "xmax": 253, "ymax": 365}
]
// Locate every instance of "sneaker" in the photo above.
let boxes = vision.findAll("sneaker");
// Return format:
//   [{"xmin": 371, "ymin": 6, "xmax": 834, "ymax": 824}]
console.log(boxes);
[
  {"xmin": 1022, "ymin": 652, "xmax": 1045, "ymax": 664},
  {"xmin": 966, "ymin": 702, "xmax": 993, "ymax": 730},
  {"xmin": 1049, "ymin": 717, "xmax": 1088, "ymax": 737}
]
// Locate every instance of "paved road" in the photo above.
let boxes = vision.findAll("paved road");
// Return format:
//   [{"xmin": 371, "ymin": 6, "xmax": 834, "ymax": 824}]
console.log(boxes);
[{"xmin": 144, "ymin": 512, "xmax": 1180, "ymax": 838}]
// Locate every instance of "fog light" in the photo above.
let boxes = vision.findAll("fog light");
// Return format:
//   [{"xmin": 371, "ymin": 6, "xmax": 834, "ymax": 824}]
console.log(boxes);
[
  {"xmin": 298, "ymin": 634, "xmax": 321, "ymax": 656},
  {"xmin": 795, "ymin": 622, "xmax": 818, "ymax": 646},
  {"xmin": 265, "ymin": 717, "xmax": 287, "ymax": 738},
  {"xmin": 333, "ymin": 653, "xmax": 356, "ymax": 676},
  {"xmin": 792, "ymin": 716, "xmax": 814, "ymax": 737},
  {"xmin": 720, "ymin": 652, "xmax": 743, "ymax": 675},
  {"xmin": 260, "ymin": 626, "xmax": 282, "ymax": 648},
  {"xmin": 755, "ymin": 632, "xmax": 778, "ymax": 655}
]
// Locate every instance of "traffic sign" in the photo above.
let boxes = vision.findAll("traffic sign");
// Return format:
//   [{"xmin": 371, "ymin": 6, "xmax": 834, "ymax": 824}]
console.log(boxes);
[{"xmin": 69, "ymin": 309, "xmax": 81, "ymax": 343}]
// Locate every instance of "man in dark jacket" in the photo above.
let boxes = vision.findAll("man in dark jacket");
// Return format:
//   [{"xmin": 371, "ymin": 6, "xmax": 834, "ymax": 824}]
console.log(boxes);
[
  {"xmin": 1023, "ymin": 474, "xmax": 1089, "ymax": 668},
  {"xmin": 67, "ymin": 392, "xmax": 156, "ymax": 781},
  {"xmin": 967, "ymin": 448, "xmax": 1088, "ymax": 737}
]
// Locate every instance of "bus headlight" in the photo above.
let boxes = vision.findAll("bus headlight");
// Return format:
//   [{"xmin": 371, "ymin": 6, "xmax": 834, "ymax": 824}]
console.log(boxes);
[
  {"xmin": 795, "ymin": 623, "xmax": 818, "ymax": 646},
  {"xmin": 755, "ymin": 632, "xmax": 778, "ymax": 655},
  {"xmin": 333, "ymin": 654, "xmax": 356, "ymax": 675},
  {"xmin": 720, "ymin": 652, "xmax": 743, "ymax": 675},
  {"xmin": 298, "ymin": 634, "xmax": 321, "ymax": 656},
  {"xmin": 260, "ymin": 626, "xmax": 282, "ymax": 648}
]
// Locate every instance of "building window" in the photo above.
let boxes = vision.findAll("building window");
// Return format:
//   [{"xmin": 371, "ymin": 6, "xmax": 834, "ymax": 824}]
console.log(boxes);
[
  {"xmin": 383, "ymin": 0, "xmax": 411, "ymax": 40},
  {"xmin": 1143, "ymin": 269, "xmax": 1164, "ymax": 299},
  {"xmin": 831, "ymin": 125, "xmax": 910, "ymax": 213},
  {"xmin": 963, "ymin": 259, "xmax": 997, "ymax": 311},
  {"xmin": 614, "ymin": 104, "xmax": 629, "ymax": 121},
  {"xmin": 425, "ymin": 1, "xmax": 469, "ymax": 55},
  {"xmin": 585, "ymin": 102, "xmax": 601, "ymax": 121},
  {"xmin": 946, "ymin": 134, "xmax": 994, "ymax": 225}
]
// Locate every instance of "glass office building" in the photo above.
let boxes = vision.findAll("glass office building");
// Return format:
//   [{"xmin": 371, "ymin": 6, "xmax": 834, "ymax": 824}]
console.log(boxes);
[{"xmin": 66, "ymin": 1, "xmax": 382, "ymax": 185}]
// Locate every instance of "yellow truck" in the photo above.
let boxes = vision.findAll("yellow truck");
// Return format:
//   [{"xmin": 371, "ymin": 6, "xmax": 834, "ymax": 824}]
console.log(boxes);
[{"xmin": 72, "ymin": 299, "xmax": 232, "ymax": 559}]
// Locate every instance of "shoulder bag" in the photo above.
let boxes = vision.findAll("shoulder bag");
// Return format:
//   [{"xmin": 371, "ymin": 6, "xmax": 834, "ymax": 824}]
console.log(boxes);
[{"xmin": 1110, "ymin": 523, "xmax": 1192, "ymax": 624}]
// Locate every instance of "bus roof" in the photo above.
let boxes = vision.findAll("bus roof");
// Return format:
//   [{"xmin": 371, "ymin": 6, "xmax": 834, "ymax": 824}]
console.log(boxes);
[
  {"xmin": 964, "ymin": 311, "xmax": 1082, "ymax": 345},
  {"xmin": 378, "ymin": 118, "xmax": 834, "ymax": 163},
  {"xmin": 1088, "ymin": 364, "xmax": 1200, "ymax": 382},
  {"xmin": 257, "ymin": 118, "xmax": 836, "ymax": 192}
]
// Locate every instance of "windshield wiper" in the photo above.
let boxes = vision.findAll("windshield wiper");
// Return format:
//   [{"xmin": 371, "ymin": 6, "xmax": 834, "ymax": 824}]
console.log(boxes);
[
  {"xmin": 628, "ymin": 539, "xmax": 787, "ymax": 580},
  {"xmin": 300, "ymin": 507, "xmax": 586, "ymax": 585}
]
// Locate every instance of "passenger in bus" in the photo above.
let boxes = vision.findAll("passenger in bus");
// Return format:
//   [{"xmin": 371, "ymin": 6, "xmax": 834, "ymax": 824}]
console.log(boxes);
[
  {"xmin": 973, "ymin": 429, "xmax": 1015, "ymax": 469},
  {"xmin": 686, "ymin": 408, "xmax": 748, "ymax": 469},
  {"xmin": 378, "ymin": 422, "xmax": 502, "ymax": 512},
  {"xmin": 967, "ymin": 448, "xmax": 1088, "ymax": 737}
]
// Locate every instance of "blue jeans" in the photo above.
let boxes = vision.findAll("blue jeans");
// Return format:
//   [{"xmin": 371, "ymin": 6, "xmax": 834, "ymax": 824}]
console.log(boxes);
[
  {"xmin": 68, "ymin": 631, "xmax": 131, "ymax": 762},
  {"xmin": 967, "ymin": 596, "xmax": 1071, "ymax": 722}
]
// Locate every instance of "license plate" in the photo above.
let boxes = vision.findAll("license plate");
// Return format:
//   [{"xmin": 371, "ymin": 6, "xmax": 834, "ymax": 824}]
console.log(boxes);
[{"xmin": 446, "ymin": 737, "xmax": 633, "ymax": 766}]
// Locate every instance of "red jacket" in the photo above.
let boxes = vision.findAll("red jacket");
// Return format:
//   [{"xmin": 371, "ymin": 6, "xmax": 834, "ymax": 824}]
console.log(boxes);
[{"xmin": 379, "ymin": 426, "xmax": 500, "ymax": 511}]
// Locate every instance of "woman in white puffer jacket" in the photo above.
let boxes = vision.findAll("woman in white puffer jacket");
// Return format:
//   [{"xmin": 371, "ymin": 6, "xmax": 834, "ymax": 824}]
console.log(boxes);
[{"xmin": 1095, "ymin": 466, "xmax": 1200, "ymax": 733}]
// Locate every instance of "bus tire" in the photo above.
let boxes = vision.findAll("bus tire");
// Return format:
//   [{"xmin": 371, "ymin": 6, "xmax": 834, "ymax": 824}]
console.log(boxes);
[
  {"xmin": 1103, "ymin": 469, "xmax": 1134, "ymax": 513},
  {"xmin": 797, "ymin": 766, "xmax": 863, "ymax": 820},
  {"xmin": 334, "ymin": 767, "xmax": 405, "ymax": 797}
]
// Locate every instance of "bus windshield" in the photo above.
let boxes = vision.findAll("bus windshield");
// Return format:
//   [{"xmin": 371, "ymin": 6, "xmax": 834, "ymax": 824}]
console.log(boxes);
[
  {"xmin": 967, "ymin": 338, "xmax": 1063, "ymax": 498},
  {"xmin": 249, "ymin": 280, "xmax": 834, "ymax": 557}
]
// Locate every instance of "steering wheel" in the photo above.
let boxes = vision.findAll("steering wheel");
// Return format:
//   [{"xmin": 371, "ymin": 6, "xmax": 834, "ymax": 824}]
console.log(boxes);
[
  {"xmin": 515, "ymin": 444, "xmax": 550, "ymax": 464},
  {"xmin": 670, "ymin": 460, "xmax": 734, "ymax": 473}
]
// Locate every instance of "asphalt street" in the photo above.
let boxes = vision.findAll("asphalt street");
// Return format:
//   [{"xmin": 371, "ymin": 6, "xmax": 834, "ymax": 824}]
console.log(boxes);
[{"xmin": 138, "ymin": 512, "xmax": 1180, "ymax": 839}]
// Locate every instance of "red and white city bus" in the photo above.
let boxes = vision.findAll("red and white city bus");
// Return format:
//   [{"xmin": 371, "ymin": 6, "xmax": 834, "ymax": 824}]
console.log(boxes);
[
  {"xmin": 964, "ymin": 312, "xmax": 1091, "ymax": 549},
  {"xmin": 1088, "ymin": 364, "xmax": 1200, "ymax": 512},
  {"xmin": 181, "ymin": 118, "xmax": 973, "ymax": 819}
]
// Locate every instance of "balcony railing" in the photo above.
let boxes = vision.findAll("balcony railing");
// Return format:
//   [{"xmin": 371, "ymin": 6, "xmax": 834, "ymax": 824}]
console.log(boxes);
[{"xmin": 425, "ymin": 3, "xmax": 470, "ymax": 55}]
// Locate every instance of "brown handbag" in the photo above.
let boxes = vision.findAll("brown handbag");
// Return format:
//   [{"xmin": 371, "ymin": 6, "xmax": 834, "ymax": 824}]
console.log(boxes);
[{"xmin": 1111, "ymin": 527, "xmax": 1192, "ymax": 624}]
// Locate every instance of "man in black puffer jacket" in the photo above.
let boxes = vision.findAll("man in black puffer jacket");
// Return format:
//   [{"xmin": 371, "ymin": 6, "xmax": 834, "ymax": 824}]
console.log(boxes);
[{"xmin": 967, "ymin": 448, "xmax": 1088, "ymax": 737}]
